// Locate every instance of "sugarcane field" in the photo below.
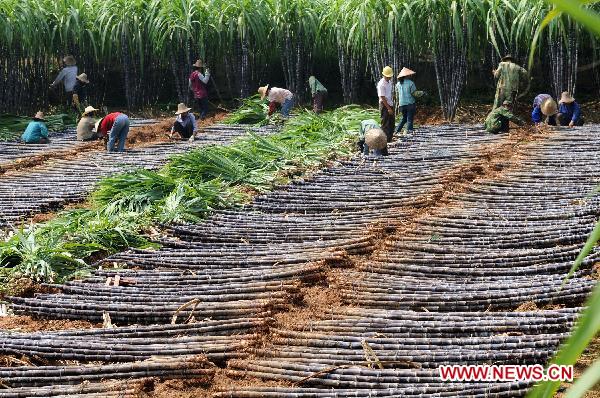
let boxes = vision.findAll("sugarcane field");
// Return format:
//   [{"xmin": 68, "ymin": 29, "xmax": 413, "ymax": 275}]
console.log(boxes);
[{"xmin": 2, "ymin": 0, "xmax": 600, "ymax": 396}]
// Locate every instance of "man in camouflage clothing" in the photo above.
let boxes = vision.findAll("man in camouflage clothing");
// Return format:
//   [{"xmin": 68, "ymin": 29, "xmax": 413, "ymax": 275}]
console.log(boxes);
[
  {"xmin": 492, "ymin": 55, "xmax": 528, "ymax": 110},
  {"xmin": 484, "ymin": 100, "xmax": 524, "ymax": 134}
]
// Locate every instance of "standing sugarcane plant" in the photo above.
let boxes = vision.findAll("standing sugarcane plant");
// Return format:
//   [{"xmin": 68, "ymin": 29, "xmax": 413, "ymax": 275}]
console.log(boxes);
[{"xmin": 547, "ymin": 18, "xmax": 579, "ymax": 97}]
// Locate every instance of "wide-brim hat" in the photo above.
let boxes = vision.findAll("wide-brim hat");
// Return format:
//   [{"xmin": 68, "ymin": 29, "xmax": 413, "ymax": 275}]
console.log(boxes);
[
  {"xmin": 63, "ymin": 55, "xmax": 76, "ymax": 66},
  {"xmin": 175, "ymin": 103, "xmax": 192, "ymax": 115},
  {"xmin": 192, "ymin": 59, "xmax": 203, "ymax": 68},
  {"xmin": 77, "ymin": 73, "xmax": 89, "ymax": 84},
  {"xmin": 559, "ymin": 91, "xmax": 575, "ymax": 104},
  {"xmin": 82, "ymin": 106, "xmax": 99, "ymax": 116},
  {"xmin": 382, "ymin": 66, "xmax": 393, "ymax": 78},
  {"xmin": 540, "ymin": 98, "xmax": 558, "ymax": 116},
  {"xmin": 258, "ymin": 85, "xmax": 269, "ymax": 100},
  {"xmin": 365, "ymin": 128, "xmax": 387, "ymax": 150},
  {"xmin": 33, "ymin": 111, "xmax": 45, "ymax": 121},
  {"xmin": 397, "ymin": 67, "xmax": 415, "ymax": 78},
  {"xmin": 501, "ymin": 54, "xmax": 515, "ymax": 62}
]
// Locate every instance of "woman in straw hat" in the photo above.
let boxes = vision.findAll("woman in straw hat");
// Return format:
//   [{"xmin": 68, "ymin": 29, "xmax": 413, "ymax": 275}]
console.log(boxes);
[
  {"xmin": 94, "ymin": 111, "xmax": 130, "ymax": 152},
  {"xmin": 189, "ymin": 59, "xmax": 211, "ymax": 119},
  {"xmin": 258, "ymin": 85, "xmax": 294, "ymax": 117},
  {"xmin": 377, "ymin": 66, "xmax": 395, "ymax": 142},
  {"xmin": 77, "ymin": 106, "xmax": 99, "ymax": 141},
  {"xmin": 557, "ymin": 92, "xmax": 584, "ymax": 127},
  {"xmin": 394, "ymin": 67, "xmax": 417, "ymax": 135},
  {"xmin": 358, "ymin": 119, "xmax": 388, "ymax": 156},
  {"xmin": 72, "ymin": 73, "xmax": 90, "ymax": 113},
  {"xmin": 21, "ymin": 112, "xmax": 50, "ymax": 144},
  {"xmin": 531, "ymin": 94, "xmax": 558, "ymax": 126},
  {"xmin": 170, "ymin": 103, "xmax": 198, "ymax": 142},
  {"xmin": 50, "ymin": 55, "xmax": 78, "ymax": 105}
]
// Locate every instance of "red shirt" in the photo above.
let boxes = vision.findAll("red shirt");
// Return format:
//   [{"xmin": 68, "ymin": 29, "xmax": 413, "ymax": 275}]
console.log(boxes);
[
  {"xmin": 189, "ymin": 71, "xmax": 208, "ymax": 99},
  {"xmin": 99, "ymin": 112, "xmax": 121, "ymax": 135}
]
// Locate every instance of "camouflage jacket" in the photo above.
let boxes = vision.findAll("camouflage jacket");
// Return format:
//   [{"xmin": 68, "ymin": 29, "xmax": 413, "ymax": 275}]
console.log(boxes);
[
  {"xmin": 494, "ymin": 61, "xmax": 527, "ymax": 94},
  {"xmin": 484, "ymin": 107, "xmax": 523, "ymax": 133}
]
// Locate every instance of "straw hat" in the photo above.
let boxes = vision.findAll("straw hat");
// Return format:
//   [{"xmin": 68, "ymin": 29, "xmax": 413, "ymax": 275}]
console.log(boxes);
[
  {"xmin": 382, "ymin": 66, "xmax": 393, "ymax": 78},
  {"xmin": 258, "ymin": 85, "xmax": 270, "ymax": 100},
  {"xmin": 365, "ymin": 128, "xmax": 387, "ymax": 151},
  {"xmin": 540, "ymin": 98, "xmax": 558, "ymax": 116},
  {"xmin": 559, "ymin": 91, "xmax": 575, "ymax": 104},
  {"xmin": 192, "ymin": 59, "xmax": 203, "ymax": 68},
  {"xmin": 33, "ymin": 111, "xmax": 45, "ymax": 121},
  {"xmin": 501, "ymin": 54, "xmax": 515, "ymax": 62},
  {"xmin": 76, "ymin": 73, "xmax": 89, "ymax": 84},
  {"xmin": 397, "ymin": 67, "xmax": 415, "ymax": 78},
  {"xmin": 82, "ymin": 106, "xmax": 99, "ymax": 116},
  {"xmin": 175, "ymin": 103, "xmax": 192, "ymax": 115},
  {"xmin": 63, "ymin": 55, "xmax": 76, "ymax": 66}
]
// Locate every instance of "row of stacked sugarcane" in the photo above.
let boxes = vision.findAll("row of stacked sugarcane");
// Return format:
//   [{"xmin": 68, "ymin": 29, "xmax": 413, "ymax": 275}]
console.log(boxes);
[
  {"xmin": 0, "ymin": 124, "xmax": 275, "ymax": 229},
  {"xmin": 1, "ymin": 124, "xmax": 598, "ymax": 396}
]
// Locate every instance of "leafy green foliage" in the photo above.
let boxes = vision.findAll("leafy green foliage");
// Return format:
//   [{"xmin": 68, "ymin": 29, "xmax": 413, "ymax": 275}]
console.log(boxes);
[{"xmin": 223, "ymin": 95, "xmax": 269, "ymax": 125}]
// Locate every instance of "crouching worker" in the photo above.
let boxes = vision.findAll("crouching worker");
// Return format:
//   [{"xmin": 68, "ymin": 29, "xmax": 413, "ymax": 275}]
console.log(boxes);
[
  {"xmin": 258, "ymin": 85, "xmax": 294, "ymax": 117},
  {"xmin": 532, "ymin": 94, "xmax": 558, "ymax": 126},
  {"xmin": 558, "ymin": 92, "xmax": 584, "ymax": 127},
  {"xmin": 170, "ymin": 103, "xmax": 198, "ymax": 142},
  {"xmin": 21, "ymin": 112, "xmax": 49, "ymax": 144},
  {"xmin": 95, "ymin": 112, "xmax": 130, "ymax": 152},
  {"xmin": 77, "ymin": 106, "xmax": 99, "ymax": 141},
  {"xmin": 484, "ymin": 100, "xmax": 524, "ymax": 134},
  {"xmin": 358, "ymin": 119, "xmax": 388, "ymax": 156}
]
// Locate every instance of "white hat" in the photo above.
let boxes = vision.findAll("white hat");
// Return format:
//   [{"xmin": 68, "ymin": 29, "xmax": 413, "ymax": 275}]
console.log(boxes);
[{"xmin": 175, "ymin": 103, "xmax": 192, "ymax": 115}]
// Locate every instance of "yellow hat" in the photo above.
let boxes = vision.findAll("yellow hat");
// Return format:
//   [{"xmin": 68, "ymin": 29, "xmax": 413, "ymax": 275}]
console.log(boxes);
[
  {"xmin": 559, "ymin": 91, "xmax": 575, "ymax": 104},
  {"xmin": 175, "ymin": 103, "xmax": 192, "ymax": 115},
  {"xmin": 82, "ymin": 106, "xmax": 99, "ymax": 116},
  {"xmin": 540, "ymin": 98, "xmax": 558, "ymax": 116},
  {"xmin": 397, "ymin": 67, "xmax": 415, "ymax": 78},
  {"xmin": 382, "ymin": 66, "xmax": 393, "ymax": 78},
  {"xmin": 258, "ymin": 85, "xmax": 270, "ymax": 100}
]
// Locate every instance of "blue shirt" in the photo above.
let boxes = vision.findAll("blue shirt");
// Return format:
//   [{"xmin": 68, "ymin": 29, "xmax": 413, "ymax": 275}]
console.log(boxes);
[
  {"xmin": 531, "ymin": 94, "xmax": 553, "ymax": 123},
  {"xmin": 21, "ymin": 121, "xmax": 49, "ymax": 143},
  {"xmin": 395, "ymin": 79, "xmax": 416, "ymax": 106},
  {"xmin": 52, "ymin": 66, "xmax": 78, "ymax": 92},
  {"xmin": 559, "ymin": 102, "xmax": 581, "ymax": 122},
  {"xmin": 173, "ymin": 113, "xmax": 197, "ymax": 131}
]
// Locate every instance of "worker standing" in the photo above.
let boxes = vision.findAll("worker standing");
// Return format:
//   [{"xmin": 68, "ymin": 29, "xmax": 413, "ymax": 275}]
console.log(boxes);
[
  {"xmin": 531, "ymin": 94, "xmax": 558, "ymax": 126},
  {"xmin": 484, "ymin": 100, "xmax": 524, "ymax": 134},
  {"xmin": 189, "ymin": 59, "xmax": 210, "ymax": 120},
  {"xmin": 557, "ymin": 92, "xmax": 584, "ymax": 127},
  {"xmin": 308, "ymin": 76, "xmax": 327, "ymax": 114},
  {"xmin": 170, "ymin": 103, "xmax": 198, "ymax": 142},
  {"xmin": 377, "ymin": 66, "xmax": 395, "ymax": 142},
  {"xmin": 77, "ymin": 106, "xmax": 99, "ymax": 141},
  {"xmin": 72, "ymin": 73, "xmax": 90, "ymax": 113},
  {"xmin": 258, "ymin": 85, "xmax": 294, "ymax": 117},
  {"xmin": 95, "ymin": 112, "xmax": 130, "ymax": 152},
  {"xmin": 50, "ymin": 55, "xmax": 78, "ymax": 108},
  {"xmin": 492, "ymin": 55, "xmax": 527, "ymax": 110},
  {"xmin": 21, "ymin": 112, "xmax": 50, "ymax": 144},
  {"xmin": 394, "ymin": 67, "xmax": 417, "ymax": 135}
]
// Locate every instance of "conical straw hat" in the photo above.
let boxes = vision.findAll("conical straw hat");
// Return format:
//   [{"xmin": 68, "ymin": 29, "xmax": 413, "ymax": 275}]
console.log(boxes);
[
  {"xmin": 365, "ymin": 128, "xmax": 387, "ymax": 150},
  {"xmin": 540, "ymin": 98, "xmax": 558, "ymax": 116},
  {"xmin": 397, "ymin": 67, "xmax": 416, "ymax": 78},
  {"xmin": 175, "ymin": 103, "xmax": 192, "ymax": 115},
  {"xmin": 559, "ymin": 91, "xmax": 575, "ymax": 104}
]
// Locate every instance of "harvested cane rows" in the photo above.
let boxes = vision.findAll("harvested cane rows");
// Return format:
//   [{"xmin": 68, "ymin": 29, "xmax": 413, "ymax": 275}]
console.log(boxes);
[
  {"xmin": 2, "ymin": 124, "xmax": 599, "ymax": 396},
  {"xmin": 0, "ymin": 124, "xmax": 276, "ymax": 229}
]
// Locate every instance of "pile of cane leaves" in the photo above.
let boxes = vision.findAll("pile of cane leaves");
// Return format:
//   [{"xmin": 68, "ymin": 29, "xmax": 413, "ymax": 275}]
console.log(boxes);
[
  {"xmin": 222, "ymin": 95, "xmax": 270, "ymax": 126},
  {"xmin": 0, "ymin": 105, "xmax": 376, "ymax": 284}
]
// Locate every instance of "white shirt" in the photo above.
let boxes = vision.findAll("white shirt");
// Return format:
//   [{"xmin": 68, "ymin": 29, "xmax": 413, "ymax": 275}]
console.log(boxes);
[
  {"xmin": 268, "ymin": 87, "xmax": 294, "ymax": 104},
  {"xmin": 377, "ymin": 78, "xmax": 393, "ymax": 107}
]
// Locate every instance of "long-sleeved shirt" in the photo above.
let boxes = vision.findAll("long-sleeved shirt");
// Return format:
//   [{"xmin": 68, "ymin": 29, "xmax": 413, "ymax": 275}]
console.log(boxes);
[
  {"xmin": 494, "ymin": 61, "xmax": 527, "ymax": 94},
  {"xmin": 531, "ymin": 94, "xmax": 553, "ymax": 123},
  {"xmin": 171, "ymin": 113, "xmax": 197, "ymax": 133},
  {"xmin": 21, "ymin": 120, "xmax": 49, "ymax": 143},
  {"xmin": 267, "ymin": 87, "xmax": 293, "ymax": 104},
  {"xmin": 308, "ymin": 76, "xmax": 327, "ymax": 96},
  {"xmin": 77, "ymin": 116, "xmax": 96, "ymax": 141},
  {"xmin": 189, "ymin": 70, "xmax": 210, "ymax": 99},
  {"xmin": 485, "ymin": 107, "xmax": 523, "ymax": 134},
  {"xmin": 52, "ymin": 66, "xmax": 78, "ymax": 92},
  {"xmin": 558, "ymin": 102, "xmax": 581, "ymax": 122},
  {"xmin": 377, "ymin": 78, "xmax": 393, "ymax": 107},
  {"xmin": 98, "ymin": 112, "xmax": 122, "ymax": 136},
  {"xmin": 359, "ymin": 119, "xmax": 379, "ymax": 140},
  {"xmin": 395, "ymin": 79, "xmax": 416, "ymax": 106}
]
